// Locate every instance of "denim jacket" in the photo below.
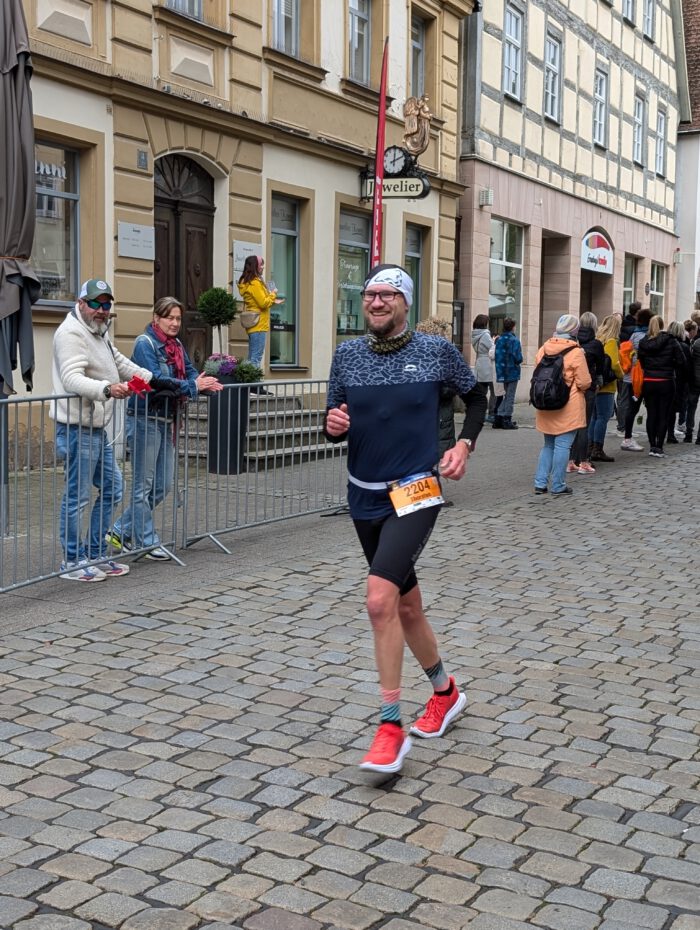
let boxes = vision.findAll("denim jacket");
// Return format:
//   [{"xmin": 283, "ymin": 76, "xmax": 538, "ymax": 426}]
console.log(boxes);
[
  {"xmin": 128, "ymin": 325, "xmax": 199, "ymax": 418},
  {"xmin": 494, "ymin": 331, "xmax": 523, "ymax": 383}
]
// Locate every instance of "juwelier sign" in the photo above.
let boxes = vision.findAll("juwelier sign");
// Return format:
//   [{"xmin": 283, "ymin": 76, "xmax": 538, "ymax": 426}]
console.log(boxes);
[{"xmin": 361, "ymin": 175, "xmax": 431, "ymax": 200}]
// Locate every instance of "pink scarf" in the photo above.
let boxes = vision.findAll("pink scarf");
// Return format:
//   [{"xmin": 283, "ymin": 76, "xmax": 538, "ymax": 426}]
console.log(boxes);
[{"xmin": 150, "ymin": 323, "xmax": 186, "ymax": 379}]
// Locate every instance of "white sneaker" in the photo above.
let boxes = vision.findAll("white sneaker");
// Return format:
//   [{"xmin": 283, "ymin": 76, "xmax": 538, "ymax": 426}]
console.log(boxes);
[
  {"xmin": 674, "ymin": 426, "xmax": 686, "ymax": 437},
  {"xmin": 615, "ymin": 429, "xmax": 625, "ymax": 438},
  {"xmin": 145, "ymin": 547, "xmax": 170, "ymax": 561},
  {"xmin": 99, "ymin": 560, "xmax": 130, "ymax": 577},
  {"xmin": 621, "ymin": 438, "xmax": 643, "ymax": 451},
  {"xmin": 60, "ymin": 560, "xmax": 106, "ymax": 582}
]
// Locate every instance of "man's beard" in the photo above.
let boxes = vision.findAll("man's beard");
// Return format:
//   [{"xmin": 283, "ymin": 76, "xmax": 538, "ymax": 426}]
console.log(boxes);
[
  {"xmin": 79, "ymin": 308, "xmax": 110, "ymax": 335},
  {"xmin": 367, "ymin": 319, "xmax": 396, "ymax": 337}
]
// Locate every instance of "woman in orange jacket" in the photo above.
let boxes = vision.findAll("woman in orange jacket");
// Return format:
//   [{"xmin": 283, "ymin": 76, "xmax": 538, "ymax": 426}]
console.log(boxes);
[
  {"xmin": 237, "ymin": 255, "xmax": 283, "ymax": 369},
  {"xmin": 533, "ymin": 314, "xmax": 592, "ymax": 496}
]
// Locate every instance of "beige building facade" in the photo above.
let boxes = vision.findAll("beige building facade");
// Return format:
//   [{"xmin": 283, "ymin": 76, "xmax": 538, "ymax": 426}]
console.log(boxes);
[
  {"xmin": 24, "ymin": 0, "xmax": 474, "ymax": 394},
  {"xmin": 458, "ymin": 0, "xmax": 688, "ymax": 383}
]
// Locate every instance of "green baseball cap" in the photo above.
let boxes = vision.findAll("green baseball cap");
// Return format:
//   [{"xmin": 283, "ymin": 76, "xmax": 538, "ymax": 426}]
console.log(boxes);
[{"xmin": 79, "ymin": 278, "xmax": 114, "ymax": 301}]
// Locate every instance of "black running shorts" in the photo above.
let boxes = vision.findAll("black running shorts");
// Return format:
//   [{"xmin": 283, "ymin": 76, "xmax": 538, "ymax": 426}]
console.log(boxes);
[{"xmin": 353, "ymin": 505, "xmax": 441, "ymax": 595}]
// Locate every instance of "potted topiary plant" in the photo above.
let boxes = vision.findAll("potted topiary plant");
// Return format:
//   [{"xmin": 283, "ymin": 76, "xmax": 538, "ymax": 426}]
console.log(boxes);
[
  {"xmin": 203, "ymin": 353, "xmax": 262, "ymax": 474},
  {"xmin": 196, "ymin": 287, "xmax": 238, "ymax": 354}
]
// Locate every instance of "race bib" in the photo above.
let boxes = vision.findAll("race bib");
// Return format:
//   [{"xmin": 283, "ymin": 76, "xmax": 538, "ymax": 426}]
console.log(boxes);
[{"xmin": 388, "ymin": 472, "xmax": 444, "ymax": 518}]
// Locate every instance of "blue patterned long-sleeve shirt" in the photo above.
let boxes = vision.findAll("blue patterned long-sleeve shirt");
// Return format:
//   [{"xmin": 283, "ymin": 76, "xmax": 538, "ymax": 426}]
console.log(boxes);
[{"xmin": 325, "ymin": 332, "xmax": 485, "ymax": 519}]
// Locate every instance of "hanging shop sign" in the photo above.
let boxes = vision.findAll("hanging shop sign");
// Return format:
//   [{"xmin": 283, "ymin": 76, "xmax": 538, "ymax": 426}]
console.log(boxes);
[
  {"xmin": 580, "ymin": 230, "xmax": 614, "ymax": 275},
  {"xmin": 360, "ymin": 172, "xmax": 431, "ymax": 201}
]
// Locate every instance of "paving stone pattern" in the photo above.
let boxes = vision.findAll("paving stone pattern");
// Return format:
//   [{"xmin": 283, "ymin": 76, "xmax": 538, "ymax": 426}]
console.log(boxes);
[{"xmin": 1, "ymin": 443, "xmax": 700, "ymax": 928}]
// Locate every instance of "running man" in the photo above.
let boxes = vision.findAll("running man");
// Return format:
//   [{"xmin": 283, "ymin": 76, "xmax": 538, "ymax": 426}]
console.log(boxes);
[{"xmin": 324, "ymin": 264, "xmax": 487, "ymax": 774}]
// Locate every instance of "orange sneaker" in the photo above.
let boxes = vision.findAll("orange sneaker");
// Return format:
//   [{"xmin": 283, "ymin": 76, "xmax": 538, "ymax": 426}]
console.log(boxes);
[
  {"xmin": 410, "ymin": 677, "xmax": 467, "ymax": 738},
  {"xmin": 359, "ymin": 723, "xmax": 412, "ymax": 773}
]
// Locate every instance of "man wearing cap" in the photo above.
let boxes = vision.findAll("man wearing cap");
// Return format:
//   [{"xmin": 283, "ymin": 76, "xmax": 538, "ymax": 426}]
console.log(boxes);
[
  {"xmin": 532, "ymin": 314, "xmax": 591, "ymax": 496},
  {"xmin": 51, "ymin": 279, "xmax": 154, "ymax": 581},
  {"xmin": 324, "ymin": 263, "xmax": 486, "ymax": 774}
]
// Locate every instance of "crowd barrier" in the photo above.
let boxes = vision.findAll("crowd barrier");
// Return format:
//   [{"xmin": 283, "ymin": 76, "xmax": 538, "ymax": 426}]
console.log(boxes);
[{"xmin": 0, "ymin": 380, "xmax": 348, "ymax": 592}]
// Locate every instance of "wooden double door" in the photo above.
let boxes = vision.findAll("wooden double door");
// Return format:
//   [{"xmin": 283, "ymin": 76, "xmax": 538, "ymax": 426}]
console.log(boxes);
[{"xmin": 154, "ymin": 154, "xmax": 215, "ymax": 369}]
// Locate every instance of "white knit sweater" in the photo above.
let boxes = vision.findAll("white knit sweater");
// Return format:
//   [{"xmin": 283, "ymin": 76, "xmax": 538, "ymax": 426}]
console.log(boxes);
[{"xmin": 51, "ymin": 309, "xmax": 151, "ymax": 428}]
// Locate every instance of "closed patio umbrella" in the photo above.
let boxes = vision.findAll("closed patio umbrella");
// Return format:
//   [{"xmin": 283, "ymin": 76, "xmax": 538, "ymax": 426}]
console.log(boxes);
[{"xmin": 0, "ymin": 0, "xmax": 39, "ymax": 397}]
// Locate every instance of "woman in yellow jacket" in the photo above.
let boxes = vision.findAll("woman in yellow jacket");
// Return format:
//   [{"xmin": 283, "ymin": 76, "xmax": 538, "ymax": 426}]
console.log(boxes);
[
  {"xmin": 237, "ymin": 255, "xmax": 283, "ymax": 369},
  {"xmin": 533, "ymin": 314, "xmax": 592, "ymax": 496},
  {"xmin": 589, "ymin": 314, "xmax": 624, "ymax": 463}
]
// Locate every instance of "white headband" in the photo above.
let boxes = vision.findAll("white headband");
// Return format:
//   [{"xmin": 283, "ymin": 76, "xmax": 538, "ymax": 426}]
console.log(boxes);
[{"xmin": 364, "ymin": 267, "xmax": 414, "ymax": 306}]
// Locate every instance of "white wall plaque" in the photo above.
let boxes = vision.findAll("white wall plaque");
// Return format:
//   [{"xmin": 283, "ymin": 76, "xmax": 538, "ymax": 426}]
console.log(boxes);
[
  {"xmin": 118, "ymin": 222, "xmax": 155, "ymax": 260},
  {"xmin": 232, "ymin": 240, "xmax": 259, "ymax": 281}
]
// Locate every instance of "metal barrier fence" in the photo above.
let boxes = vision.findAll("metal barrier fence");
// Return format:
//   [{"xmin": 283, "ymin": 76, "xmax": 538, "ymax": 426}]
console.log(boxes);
[{"xmin": 0, "ymin": 380, "xmax": 348, "ymax": 592}]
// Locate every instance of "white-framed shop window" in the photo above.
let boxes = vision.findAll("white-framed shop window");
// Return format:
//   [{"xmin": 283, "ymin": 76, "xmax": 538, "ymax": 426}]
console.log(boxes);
[
  {"xmin": 649, "ymin": 262, "xmax": 665, "ymax": 316},
  {"xmin": 489, "ymin": 218, "xmax": 523, "ymax": 333}
]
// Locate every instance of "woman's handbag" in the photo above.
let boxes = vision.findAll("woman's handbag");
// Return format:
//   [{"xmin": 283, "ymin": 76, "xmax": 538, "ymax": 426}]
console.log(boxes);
[{"xmin": 240, "ymin": 310, "xmax": 261, "ymax": 330}]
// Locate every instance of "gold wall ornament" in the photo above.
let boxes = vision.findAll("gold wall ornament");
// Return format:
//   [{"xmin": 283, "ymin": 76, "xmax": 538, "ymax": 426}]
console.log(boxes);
[{"xmin": 402, "ymin": 95, "xmax": 432, "ymax": 157}]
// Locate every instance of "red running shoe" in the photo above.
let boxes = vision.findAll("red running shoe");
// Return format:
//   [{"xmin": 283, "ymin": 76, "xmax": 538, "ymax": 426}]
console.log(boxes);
[
  {"xmin": 410, "ymin": 677, "xmax": 467, "ymax": 738},
  {"xmin": 359, "ymin": 723, "xmax": 412, "ymax": 773}
]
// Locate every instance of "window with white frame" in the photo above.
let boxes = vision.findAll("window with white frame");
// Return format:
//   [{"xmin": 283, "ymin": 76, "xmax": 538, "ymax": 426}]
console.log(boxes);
[
  {"xmin": 166, "ymin": 0, "xmax": 203, "ymax": 19},
  {"xmin": 543, "ymin": 33, "xmax": 561, "ymax": 122},
  {"xmin": 633, "ymin": 94, "xmax": 645, "ymax": 165},
  {"xmin": 273, "ymin": 0, "xmax": 299, "ymax": 56},
  {"xmin": 650, "ymin": 262, "xmax": 665, "ymax": 315},
  {"xmin": 502, "ymin": 4, "xmax": 523, "ymax": 100},
  {"xmin": 643, "ymin": 0, "xmax": 655, "ymax": 38},
  {"xmin": 623, "ymin": 0, "xmax": 635, "ymax": 22},
  {"xmin": 623, "ymin": 256, "xmax": 636, "ymax": 314},
  {"xmin": 593, "ymin": 68, "xmax": 608, "ymax": 147},
  {"xmin": 655, "ymin": 108, "xmax": 666, "ymax": 176},
  {"xmin": 349, "ymin": 0, "xmax": 370, "ymax": 85},
  {"xmin": 489, "ymin": 218, "xmax": 523, "ymax": 333},
  {"xmin": 411, "ymin": 14, "xmax": 426, "ymax": 98}
]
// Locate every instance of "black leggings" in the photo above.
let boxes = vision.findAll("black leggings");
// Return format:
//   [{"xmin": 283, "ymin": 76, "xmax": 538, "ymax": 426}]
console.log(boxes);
[
  {"xmin": 643, "ymin": 380, "xmax": 674, "ymax": 450},
  {"xmin": 353, "ymin": 506, "xmax": 441, "ymax": 595}
]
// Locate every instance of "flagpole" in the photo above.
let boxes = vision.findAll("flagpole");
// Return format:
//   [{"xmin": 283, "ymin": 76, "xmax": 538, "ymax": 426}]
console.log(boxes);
[{"xmin": 371, "ymin": 37, "xmax": 389, "ymax": 268}]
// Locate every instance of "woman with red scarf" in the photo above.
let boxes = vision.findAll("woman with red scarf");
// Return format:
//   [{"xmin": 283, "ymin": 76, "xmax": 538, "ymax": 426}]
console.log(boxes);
[{"xmin": 107, "ymin": 297, "xmax": 221, "ymax": 560}]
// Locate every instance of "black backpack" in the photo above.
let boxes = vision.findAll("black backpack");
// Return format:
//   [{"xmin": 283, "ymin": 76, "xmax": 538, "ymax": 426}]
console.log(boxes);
[{"xmin": 529, "ymin": 346, "xmax": 576, "ymax": 410}]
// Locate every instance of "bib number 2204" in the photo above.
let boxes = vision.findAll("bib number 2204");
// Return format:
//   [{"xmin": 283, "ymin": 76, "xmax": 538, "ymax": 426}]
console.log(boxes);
[{"xmin": 388, "ymin": 472, "xmax": 444, "ymax": 518}]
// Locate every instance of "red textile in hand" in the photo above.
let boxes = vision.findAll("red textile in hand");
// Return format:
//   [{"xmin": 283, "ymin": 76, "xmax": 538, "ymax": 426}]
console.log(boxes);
[{"xmin": 128, "ymin": 375, "xmax": 152, "ymax": 397}]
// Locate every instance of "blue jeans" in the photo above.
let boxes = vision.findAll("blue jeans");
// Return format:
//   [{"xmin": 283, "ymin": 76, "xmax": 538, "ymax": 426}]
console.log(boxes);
[
  {"xmin": 499, "ymin": 381, "xmax": 518, "ymax": 418},
  {"xmin": 56, "ymin": 423, "xmax": 123, "ymax": 563},
  {"xmin": 248, "ymin": 331, "xmax": 266, "ymax": 368},
  {"xmin": 588, "ymin": 392, "xmax": 615, "ymax": 445},
  {"xmin": 535, "ymin": 430, "xmax": 577, "ymax": 492},
  {"xmin": 113, "ymin": 414, "xmax": 175, "ymax": 548}
]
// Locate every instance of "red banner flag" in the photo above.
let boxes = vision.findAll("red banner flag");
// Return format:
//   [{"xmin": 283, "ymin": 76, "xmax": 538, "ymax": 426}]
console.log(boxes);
[{"xmin": 371, "ymin": 37, "xmax": 389, "ymax": 268}]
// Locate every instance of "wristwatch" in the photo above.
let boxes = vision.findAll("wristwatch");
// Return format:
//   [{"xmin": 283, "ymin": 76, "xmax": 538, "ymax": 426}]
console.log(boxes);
[
  {"xmin": 458, "ymin": 438, "xmax": 473, "ymax": 452},
  {"xmin": 102, "ymin": 385, "xmax": 111, "ymax": 399}
]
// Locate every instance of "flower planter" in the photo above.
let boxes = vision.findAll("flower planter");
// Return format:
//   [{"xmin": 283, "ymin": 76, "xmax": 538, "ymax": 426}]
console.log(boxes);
[{"xmin": 207, "ymin": 381, "xmax": 251, "ymax": 474}]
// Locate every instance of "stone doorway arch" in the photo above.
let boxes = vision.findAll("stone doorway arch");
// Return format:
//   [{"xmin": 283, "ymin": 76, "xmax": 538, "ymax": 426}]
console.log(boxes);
[{"xmin": 154, "ymin": 154, "xmax": 215, "ymax": 368}]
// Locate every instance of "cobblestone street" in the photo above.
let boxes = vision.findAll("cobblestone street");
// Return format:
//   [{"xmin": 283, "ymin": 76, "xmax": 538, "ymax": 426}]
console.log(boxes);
[{"xmin": 1, "ymin": 426, "xmax": 699, "ymax": 930}]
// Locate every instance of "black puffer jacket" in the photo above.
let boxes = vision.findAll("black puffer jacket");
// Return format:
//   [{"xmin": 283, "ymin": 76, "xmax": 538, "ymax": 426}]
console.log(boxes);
[
  {"xmin": 577, "ymin": 326, "xmax": 605, "ymax": 388},
  {"xmin": 620, "ymin": 313, "xmax": 638, "ymax": 342},
  {"xmin": 637, "ymin": 331, "xmax": 686, "ymax": 379},
  {"xmin": 691, "ymin": 339, "xmax": 700, "ymax": 390}
]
